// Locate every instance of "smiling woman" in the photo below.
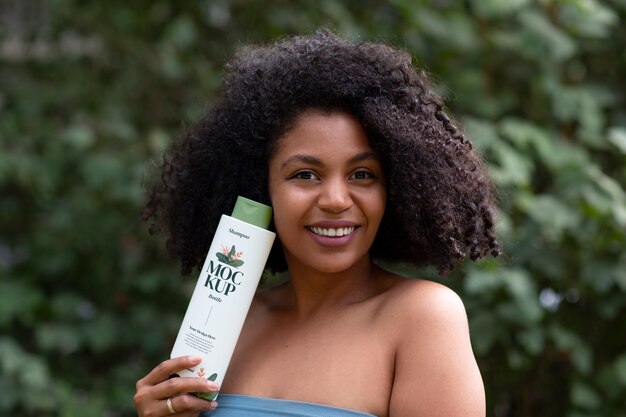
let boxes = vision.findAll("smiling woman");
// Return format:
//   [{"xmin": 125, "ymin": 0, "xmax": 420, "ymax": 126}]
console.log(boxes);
[{"xmin": 136, "ymin": 29, "xmax": 500, "ymax": 417}]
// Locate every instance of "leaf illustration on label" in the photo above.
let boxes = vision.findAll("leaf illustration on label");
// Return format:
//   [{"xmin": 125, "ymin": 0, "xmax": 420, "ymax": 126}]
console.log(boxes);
[
  {"xmin": 208, "ymin": 373, "xmax": 218, "ymax": 381},
  {"xmin": 216, "ymin": 245, "xmax": 245, "ymax": 267},
  {"xmin": 195, "ymin": 390, "xmax": 219, "ymax": 401}
]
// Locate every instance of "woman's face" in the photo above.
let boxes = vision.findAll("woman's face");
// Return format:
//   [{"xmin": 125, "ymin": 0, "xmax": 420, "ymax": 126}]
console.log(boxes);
[{"xmin": 268, "ymin": 110, "xmax": 386, "ymax": 274}]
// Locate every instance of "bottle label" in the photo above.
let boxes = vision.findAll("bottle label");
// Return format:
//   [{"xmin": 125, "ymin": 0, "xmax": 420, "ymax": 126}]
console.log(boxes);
[{"xmin": 170, "ymin": 215, "xmax": 275, "ymax": 394}]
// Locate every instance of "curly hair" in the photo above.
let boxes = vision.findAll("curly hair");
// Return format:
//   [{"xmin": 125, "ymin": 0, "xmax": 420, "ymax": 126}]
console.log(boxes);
[{"xmin": 142, "ymin": 29, "xmax": 500, "ymax": 276}]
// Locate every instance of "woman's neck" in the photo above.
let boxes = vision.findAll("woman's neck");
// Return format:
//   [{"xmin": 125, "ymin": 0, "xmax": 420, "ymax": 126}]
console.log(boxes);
[{"xmin": 280, "ymin": 255, "xmax": 380, "ymax": 318}]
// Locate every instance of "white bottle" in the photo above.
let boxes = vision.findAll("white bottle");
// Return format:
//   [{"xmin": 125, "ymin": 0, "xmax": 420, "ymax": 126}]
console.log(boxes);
[{"xmin": 170, "ymin": 196, "xmax": 275, "ymax": 400}]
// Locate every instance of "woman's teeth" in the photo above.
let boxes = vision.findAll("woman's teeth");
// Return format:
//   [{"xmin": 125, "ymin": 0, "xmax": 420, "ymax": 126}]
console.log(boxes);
[{"xmin": 309, "ymin": 226, "xmax": 355, "ymax": 237}]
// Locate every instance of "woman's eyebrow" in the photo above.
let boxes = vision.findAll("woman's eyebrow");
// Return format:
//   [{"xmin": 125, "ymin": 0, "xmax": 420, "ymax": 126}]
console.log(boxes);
[
  {"xmin": 281, "ymin": 154, "xmax": 323, "ymax": 168},
  {"xmin": 348, "ymin": 151, "xmax": 379, "ymax": 164}
]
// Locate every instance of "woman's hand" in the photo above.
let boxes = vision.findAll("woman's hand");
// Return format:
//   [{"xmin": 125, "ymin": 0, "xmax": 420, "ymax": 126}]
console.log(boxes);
[{"xmin": 134, "ymin": 356, "xmax": 218, "ymax": 417}]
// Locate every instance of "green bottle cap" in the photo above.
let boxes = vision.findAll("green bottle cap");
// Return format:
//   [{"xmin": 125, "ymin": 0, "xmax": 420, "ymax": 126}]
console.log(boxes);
[{"xmin": 231, "ymin": 196, "xmax": 272, "ymax": 229}]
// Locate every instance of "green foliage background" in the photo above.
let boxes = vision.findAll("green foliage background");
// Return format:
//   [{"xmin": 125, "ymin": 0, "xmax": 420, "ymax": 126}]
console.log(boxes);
[{"xmin": 1, "ymin": 1, "xmax": 625, "ymax": 416}]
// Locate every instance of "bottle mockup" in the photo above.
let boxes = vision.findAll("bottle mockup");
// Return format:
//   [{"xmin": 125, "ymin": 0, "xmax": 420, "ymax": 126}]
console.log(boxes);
[{"xmin": 170, "ymin": 196, "xmax": 275, "ymax": 400}]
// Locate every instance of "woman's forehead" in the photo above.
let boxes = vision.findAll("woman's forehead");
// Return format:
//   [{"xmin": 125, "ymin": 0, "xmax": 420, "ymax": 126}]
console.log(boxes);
[{"xmin": 271, "ymin": 110, "xmax": 374, "ymax": 157}]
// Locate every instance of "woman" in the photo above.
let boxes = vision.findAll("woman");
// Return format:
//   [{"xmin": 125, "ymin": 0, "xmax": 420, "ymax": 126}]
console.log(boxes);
[{"xmin": 135, "ymin": 30, "xmax": 500, "ymax": 417}]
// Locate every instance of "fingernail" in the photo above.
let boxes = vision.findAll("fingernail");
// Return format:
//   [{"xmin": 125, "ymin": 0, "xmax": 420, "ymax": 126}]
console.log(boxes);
[
  {"xmin": 211, "ymin": 401, "xmax": 218, "ymax": 409},
  {"xmin": 189, "ymin": 355, "xmax": 202, "ymax": 362},
  {"xmin": 207, "ymin": 381, "xmax": 219, "ymax": 390}
]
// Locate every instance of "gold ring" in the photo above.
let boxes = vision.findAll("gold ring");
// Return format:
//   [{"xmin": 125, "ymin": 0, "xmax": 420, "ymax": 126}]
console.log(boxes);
[{"xmin": 166, "ymin": 397, "xmax": 176, "ymax": 414}]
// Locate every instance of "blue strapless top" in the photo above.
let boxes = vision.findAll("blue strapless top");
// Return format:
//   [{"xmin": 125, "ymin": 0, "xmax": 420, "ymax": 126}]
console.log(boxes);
[{"xmin": 200, "ymin": 394, "xmax": 377, "ymax": 417}]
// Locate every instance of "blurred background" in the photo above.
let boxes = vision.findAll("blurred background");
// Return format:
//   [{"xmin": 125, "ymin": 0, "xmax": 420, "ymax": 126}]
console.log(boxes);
[{"xmin": 1, "ymin": 1, "xmax": 625, "ymax": 416}]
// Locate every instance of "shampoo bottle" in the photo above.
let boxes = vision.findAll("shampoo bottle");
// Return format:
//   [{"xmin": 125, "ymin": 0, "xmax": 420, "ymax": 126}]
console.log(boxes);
[{"xmin": 170, "ymin": 196, "xmax": 275, "ymax": 400}]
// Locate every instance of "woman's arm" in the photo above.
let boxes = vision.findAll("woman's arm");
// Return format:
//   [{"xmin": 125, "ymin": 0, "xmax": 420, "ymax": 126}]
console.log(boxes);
[{"xmin": 388, "ymin": 281, "xmax": 485, "ymax": 417}]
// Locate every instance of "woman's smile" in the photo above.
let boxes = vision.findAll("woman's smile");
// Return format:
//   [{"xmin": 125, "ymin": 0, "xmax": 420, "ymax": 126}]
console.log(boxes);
[
  {"xmin": 306, "ymin": 222, "xmax": 360, "ymax": 247},
  {"xmin": 308, "ymin": 226, "xmax": 357, "ymax": 238}
]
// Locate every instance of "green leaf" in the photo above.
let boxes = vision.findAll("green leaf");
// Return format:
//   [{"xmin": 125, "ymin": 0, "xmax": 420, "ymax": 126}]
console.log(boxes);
[
  {"xmin": 516, "ymin": 194, "xmax": 579, "ymax": 240},
  {"xmin": 608, "ymin": 127, "xmax": 626, "ymax": 154},
  {"xmin": 61, "ymin": 124, "xmax": 95, "ymax": 150},
  {"xmin": 0, "ymin": 281, "xmax": 43, "ymax": 325},
  {"xmin": 208, "ymin": 373, "xmax": 218, "ymax": 381},
  {"xmin": 165, "ymin": 15, "xmax": 198, "ymax": 48},
  {"xmin": 199, "ymin": 390, "xmax": 219, "ymax": 401},
  {"xmin": 585, "ymin": 167, "xmax": 626, "ymax": 226},
  {"xmin": 489, "ymin": 142, "xmax": 533, "ymax": 186},
  {"xmin": 614, "ymin": 355, "xmax": 626, "ymax": 386},
  {"xmin": 216, "ymin": 252, "xmax": 229, "ymax": 263},
  {"xmin": 0, "ymin": 338, "xmax": 53, "ymax": 390},
  {"xmin": 464, "ymin": 269, "xmax": 502, "ymax": 294},
  {"xmin": 571, "ymin": 380, "xmax": 602, "ymax": 410},
  {"xmin": 557, "ymin": 0, "xmax": 619, "ymax": 38}
]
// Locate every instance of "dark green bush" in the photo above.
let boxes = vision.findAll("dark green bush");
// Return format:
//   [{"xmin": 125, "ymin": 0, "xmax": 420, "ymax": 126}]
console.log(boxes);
[{"xmin": 1, "ymin": 1, "xmax": 624, "ymax": 416}]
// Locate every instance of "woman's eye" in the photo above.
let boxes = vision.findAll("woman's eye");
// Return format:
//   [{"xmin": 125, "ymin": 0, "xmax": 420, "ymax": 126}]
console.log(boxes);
[
  {"xmin": 290, "ymin": 171, "xmax": 319, "ymax": 181},
  {"xmin": 350, "ymin": 170, "xmax": 375, "ymax": 180}
]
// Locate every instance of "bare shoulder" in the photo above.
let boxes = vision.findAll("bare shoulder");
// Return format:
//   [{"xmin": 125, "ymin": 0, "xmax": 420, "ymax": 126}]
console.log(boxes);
[
  {"xmin": 377, "ymin": 272, "xmax": 485, "ymax": 417},
  {"xmin": 377, "ymin": 272, "xmax": 468, "ymax": 330}
]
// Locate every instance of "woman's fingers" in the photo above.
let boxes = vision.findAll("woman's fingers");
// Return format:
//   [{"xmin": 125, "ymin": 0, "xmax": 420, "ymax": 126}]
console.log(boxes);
[
  {"xmin": 151, "ymin": 374, "xmax": 219, "ymax": 400},
  {"xmin": 138, "ymin": 355, "xmax": 202, "ymax": 388}
]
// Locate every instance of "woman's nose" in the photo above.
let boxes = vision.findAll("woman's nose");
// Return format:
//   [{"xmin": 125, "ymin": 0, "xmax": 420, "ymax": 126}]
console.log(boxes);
[{"xmin": 317, "ymin": 178, "xmax": 353, "ymax": 213}]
